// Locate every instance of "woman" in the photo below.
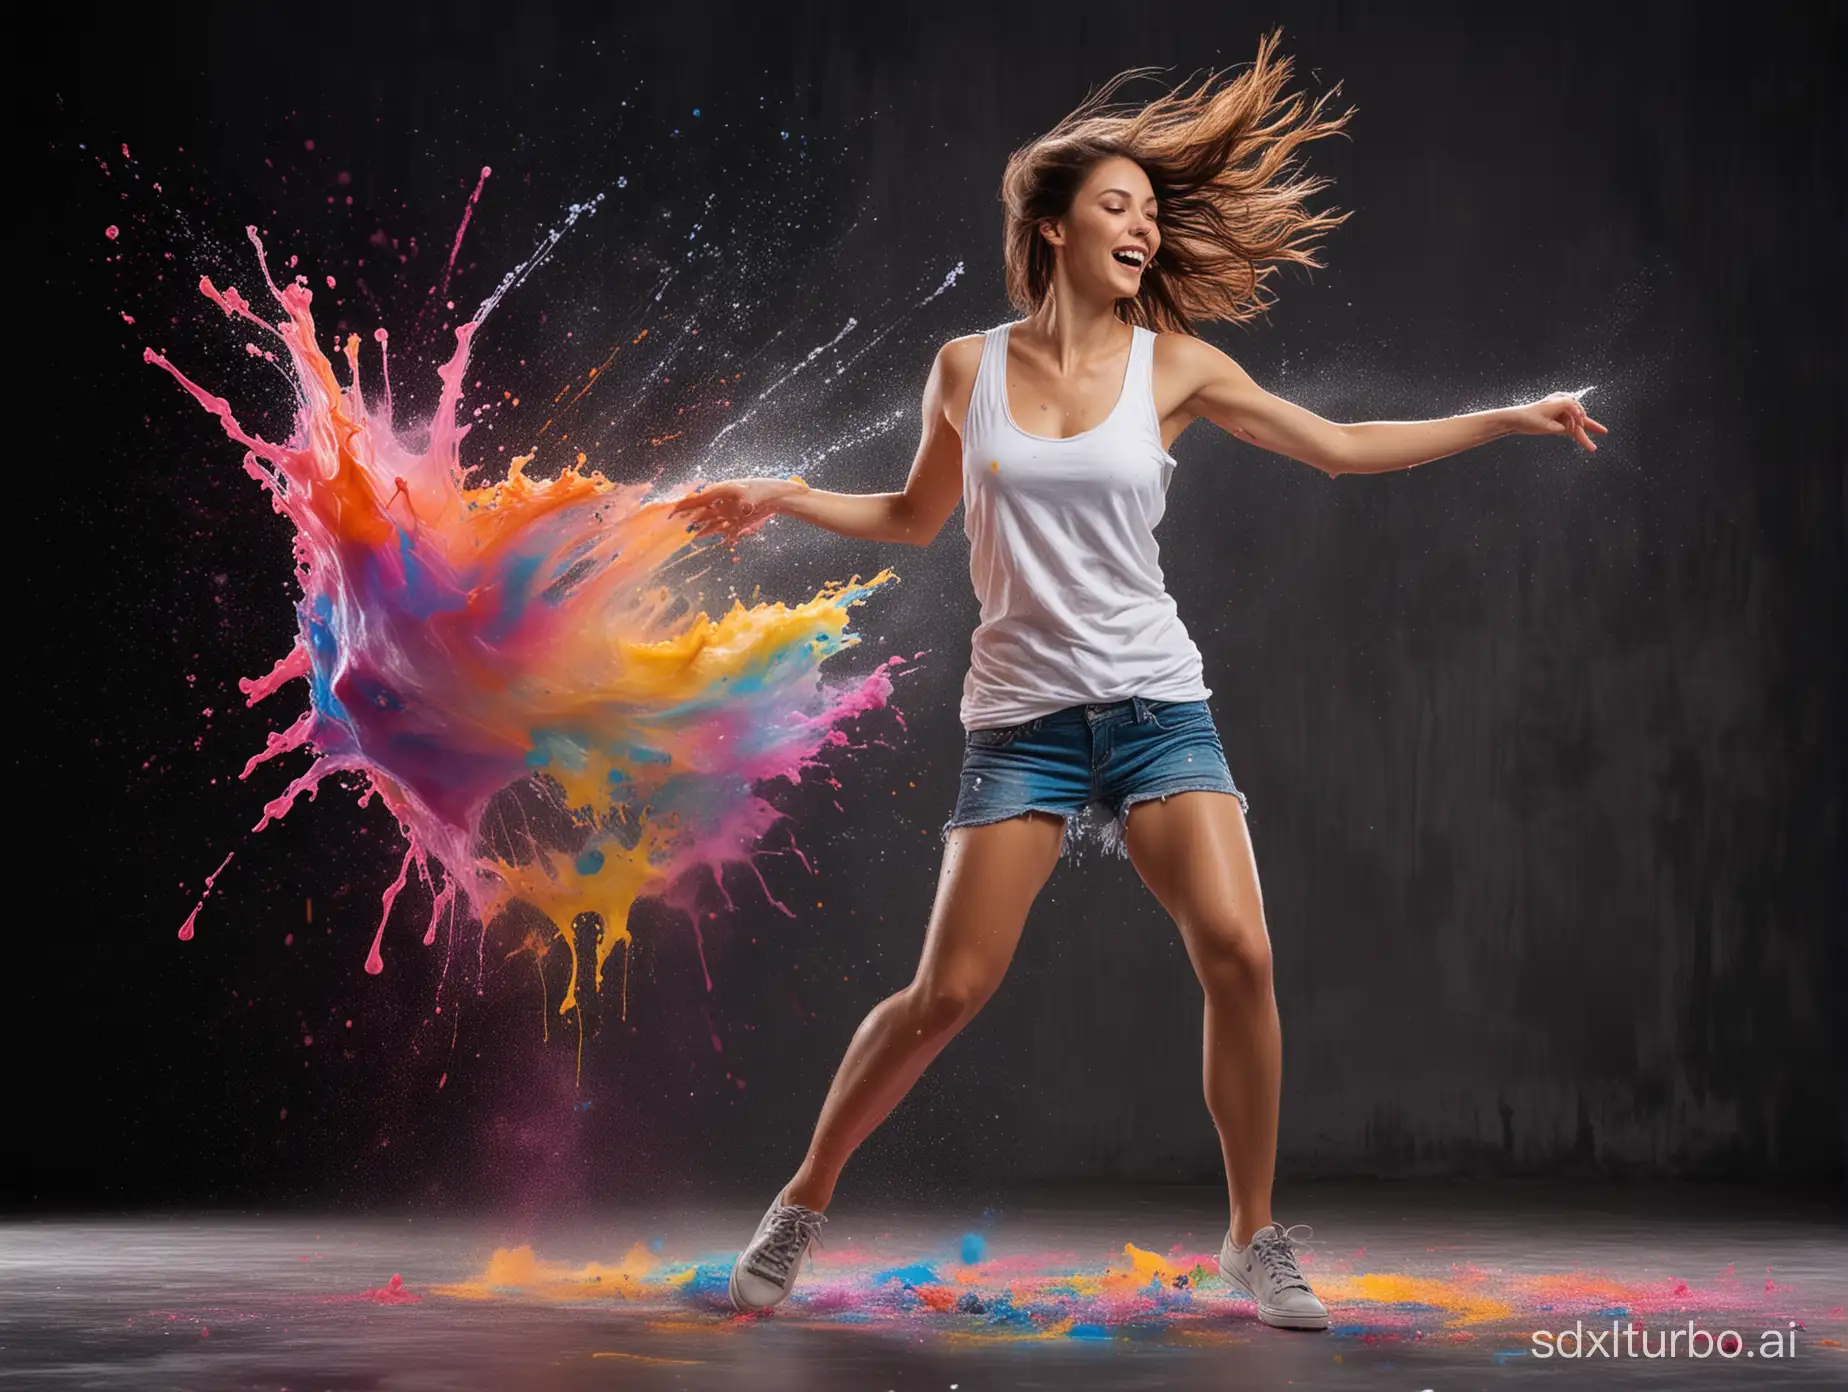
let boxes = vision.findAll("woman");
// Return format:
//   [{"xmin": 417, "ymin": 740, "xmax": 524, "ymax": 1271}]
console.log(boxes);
[{"xmin": 671, "ymin": 30, "xmax": 1605, "ymax": 1331}]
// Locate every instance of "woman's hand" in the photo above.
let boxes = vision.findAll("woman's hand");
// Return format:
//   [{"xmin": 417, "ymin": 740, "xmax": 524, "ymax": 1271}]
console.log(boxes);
[
  {"xmin": 1504, "ymin": 391, "xmax": 1609, "ymax": 453},
  {"xmin": 669, "ymin": 476, "xmax": 808, "ymax": 544}
]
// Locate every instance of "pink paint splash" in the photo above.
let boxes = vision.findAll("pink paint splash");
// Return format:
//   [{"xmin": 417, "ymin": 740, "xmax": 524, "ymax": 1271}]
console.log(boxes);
[
  {"xmin": 435, "ymin": 166, "xmax": 491, "ymax": 307},
  {"xmin": 149, "ymin": 213, "xmax": 905, "ymax": 1015},
  {"xmin": 178, "ymin": 851, "xmax": 235, "ymax": 941}
]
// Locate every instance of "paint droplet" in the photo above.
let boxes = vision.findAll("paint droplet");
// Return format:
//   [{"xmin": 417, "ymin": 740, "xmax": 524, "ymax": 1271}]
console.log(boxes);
[{"xmin": 105, "ymin": 225, "xmax": 119, "ymax": 240}]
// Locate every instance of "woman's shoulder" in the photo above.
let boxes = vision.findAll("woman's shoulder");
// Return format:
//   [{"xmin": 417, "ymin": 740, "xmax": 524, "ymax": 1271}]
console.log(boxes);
[
  {"xmin": 1150, "ymin": 327, "xmax": 1236, "ymax": 380},
  {"xmin": 1147, "ymin": 326, "xmax": 1209, "ymax": 357},
  {"xmin": 939, "ymin": 330, "xmax": 991, "ymax": 358},
  {"xmin": 931, "ymin": 331, "xmax": 991, "ymax": 386}
]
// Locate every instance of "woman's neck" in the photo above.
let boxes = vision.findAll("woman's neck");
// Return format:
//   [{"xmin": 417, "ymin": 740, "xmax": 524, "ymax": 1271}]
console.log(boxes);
[{"xmin": 1021, "ymin": 281, "xmax": 1130, "ymax": 371}]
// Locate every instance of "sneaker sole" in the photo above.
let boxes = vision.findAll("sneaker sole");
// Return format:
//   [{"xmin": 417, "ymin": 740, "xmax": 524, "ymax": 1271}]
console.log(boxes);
[{"xmin": 1217, "ymin": 1260, "xmax": 1331, "ymax": 1331}]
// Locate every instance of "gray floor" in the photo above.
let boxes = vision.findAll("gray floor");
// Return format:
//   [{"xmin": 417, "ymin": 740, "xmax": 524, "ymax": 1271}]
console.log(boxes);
[{"xmin": 2, "ymin": 1181, "xmax": 1843, "ymax": 1390}]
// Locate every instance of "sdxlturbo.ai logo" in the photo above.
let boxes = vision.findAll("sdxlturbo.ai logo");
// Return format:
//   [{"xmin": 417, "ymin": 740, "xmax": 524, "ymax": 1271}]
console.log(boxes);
[{"xmin": 1531, "ymin": 1319, "xmax": 1802, "ymax": 1360}]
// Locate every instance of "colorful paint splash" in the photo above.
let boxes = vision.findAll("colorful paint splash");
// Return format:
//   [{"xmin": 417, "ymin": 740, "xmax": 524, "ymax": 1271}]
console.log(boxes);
[
  {"xmin": 149, "ymin": 219, "xmax": 904, "ymax": 1015},
  {"xmin": 426, "ymin": 1232, "xmax": 1837, "ymax": 1352}
]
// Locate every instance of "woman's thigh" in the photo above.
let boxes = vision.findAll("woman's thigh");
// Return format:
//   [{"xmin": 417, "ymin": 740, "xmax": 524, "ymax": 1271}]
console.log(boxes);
[
  {"xmin": 1123, "ymin": 788, "xmax": 1271, "ymax": 982},
  {"xmin": 918, "ymin": 812, "xmax": 1067, "ymax": 995}
]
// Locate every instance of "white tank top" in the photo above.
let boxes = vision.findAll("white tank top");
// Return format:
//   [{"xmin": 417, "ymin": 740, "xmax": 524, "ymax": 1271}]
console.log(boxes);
[{"xmin": 958, "ymin": 320, "xmax": 1212, "ymax": 728}]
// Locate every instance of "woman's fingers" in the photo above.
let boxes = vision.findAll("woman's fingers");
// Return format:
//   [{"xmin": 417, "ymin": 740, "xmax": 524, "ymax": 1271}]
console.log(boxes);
[
  {"xmin": 672, "ymin": 483, "xmax": 742, "ymax": 515},
  {"xmin": 1558, "ymin": 400, "xmax": 1602, "ymax": 451},
  {"xmin": 670, "ymin": 488, "xmax": 718, "ymax": 514},
  {"xmin": 676, "ymin": 498, "xmax": 739, "ymax": 531},
  {"xmin": 671, "ymin": 481, "xmax": 777, "ymax": 540},
  {"xmin": 1523, "ymin": 397, "xmax": 1606, "ymax": 450}
]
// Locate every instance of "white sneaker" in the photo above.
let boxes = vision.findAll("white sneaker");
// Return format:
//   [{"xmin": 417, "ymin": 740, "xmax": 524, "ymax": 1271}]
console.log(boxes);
[
  {"xmin": 728, "ymin": 1189, "xmax": 827, "ymax": 1311},
  {"xmin": 1218, "ymin": 1221, "xmax": 1329, "ymax": 1330}
]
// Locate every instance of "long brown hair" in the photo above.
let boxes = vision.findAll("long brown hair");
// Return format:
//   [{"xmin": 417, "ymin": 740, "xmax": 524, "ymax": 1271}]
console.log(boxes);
[{"xmin": 1001, "ymin": 28, "xmax": 1355, "ymax": 333}]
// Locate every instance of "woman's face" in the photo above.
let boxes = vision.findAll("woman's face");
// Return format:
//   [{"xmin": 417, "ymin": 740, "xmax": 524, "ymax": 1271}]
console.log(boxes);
[{"xmin": 1040, "ymin": 155, "xmax": 1161, "ymax": 303}]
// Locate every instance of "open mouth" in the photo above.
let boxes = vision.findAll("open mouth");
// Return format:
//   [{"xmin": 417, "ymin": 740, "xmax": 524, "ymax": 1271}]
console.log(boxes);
[{"xmin": 1112, "ymin": 248, "xmax": 1147, "ymax": 270}]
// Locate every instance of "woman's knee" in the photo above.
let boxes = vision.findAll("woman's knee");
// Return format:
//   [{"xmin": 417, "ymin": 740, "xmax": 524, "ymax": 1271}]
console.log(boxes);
[
  {"xmin": 903, "ymin": 975, "xmax": 996, "ymax": 1036},
  {"xmin": 1189, "ymin": 918, "xmax": 1274, "ymax": 999}
]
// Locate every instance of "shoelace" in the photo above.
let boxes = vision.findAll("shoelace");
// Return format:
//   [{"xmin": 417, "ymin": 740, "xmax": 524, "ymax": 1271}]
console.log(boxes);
[
  {"xmin": 1248, "ymin": 1222, "xmax": 1315, "ymax": 1295},
  {"xmin": 747, "ymin": 1204, "xmax": 827, "ymax": 1282}
]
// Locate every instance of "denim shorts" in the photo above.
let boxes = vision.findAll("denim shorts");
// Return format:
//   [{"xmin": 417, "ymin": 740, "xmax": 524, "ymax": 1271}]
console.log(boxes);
[{"xmin": 941, "ymin": 695, "xmax": 1250, "ymax": 860}]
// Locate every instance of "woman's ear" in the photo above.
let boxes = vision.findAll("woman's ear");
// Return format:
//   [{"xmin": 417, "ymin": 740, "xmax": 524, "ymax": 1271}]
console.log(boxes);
[{"xmin": 1038, "ymin": 218, "xmax": 1064, "ymax": 249}]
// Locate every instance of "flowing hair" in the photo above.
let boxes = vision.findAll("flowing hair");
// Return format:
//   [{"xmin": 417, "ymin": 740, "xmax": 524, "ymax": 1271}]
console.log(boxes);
[{"xmin": 1001, "ymin": 28, "xmax": 1356, "ymax": 333}]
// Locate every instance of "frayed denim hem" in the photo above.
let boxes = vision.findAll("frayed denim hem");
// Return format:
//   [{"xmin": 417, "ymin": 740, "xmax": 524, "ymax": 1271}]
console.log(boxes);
[
  {"xmin": 940, "ymin": 786, "xmax": 1248, "ymax": 862},
  {"xmin": 940, "ymin": 805, "xmax": 1084, "ymax": 860},
  {"xmin": 946, "ymin": 783, "xmax": 1249, "ymax": 857}
]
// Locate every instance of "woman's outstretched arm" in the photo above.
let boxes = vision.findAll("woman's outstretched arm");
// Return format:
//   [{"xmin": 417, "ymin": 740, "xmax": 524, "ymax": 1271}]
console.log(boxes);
[
  {"xmin": 670, "ymin": 341, "xmax": 969, "ymax": 547},
  {"xmin": 1159, "ymin": 334, "xmax": 1606, "ymax": 477}
]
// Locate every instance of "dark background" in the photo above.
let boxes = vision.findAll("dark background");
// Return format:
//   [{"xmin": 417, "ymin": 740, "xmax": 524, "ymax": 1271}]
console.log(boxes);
[{"xmin": 11, "ymin": 1, "xmax": 1842, "ymax": 1212}]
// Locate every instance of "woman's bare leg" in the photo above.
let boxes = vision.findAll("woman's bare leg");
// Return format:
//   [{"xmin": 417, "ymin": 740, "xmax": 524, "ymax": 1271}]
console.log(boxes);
[
  {"xmin": 782, "ymin": 811, "xmax": 1066, "ymax": 1211},
  {"xmin": 1123, "ymin": 791, "xmax": 1281, "ymax": 1245}
]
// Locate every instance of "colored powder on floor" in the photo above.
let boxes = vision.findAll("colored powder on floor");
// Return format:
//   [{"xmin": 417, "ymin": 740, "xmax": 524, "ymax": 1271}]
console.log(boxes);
[
  {"xmin": 1314, "ymin": 1271, "xmax": 1516, "ymax": 1326},
  {"xmin": 417, "ymin": 1234, "xmax": 1829, "ymax": 1349},
  {"xmin": 359, "ymin": 1273, "xmax": 422, "ymax": 1305}
]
